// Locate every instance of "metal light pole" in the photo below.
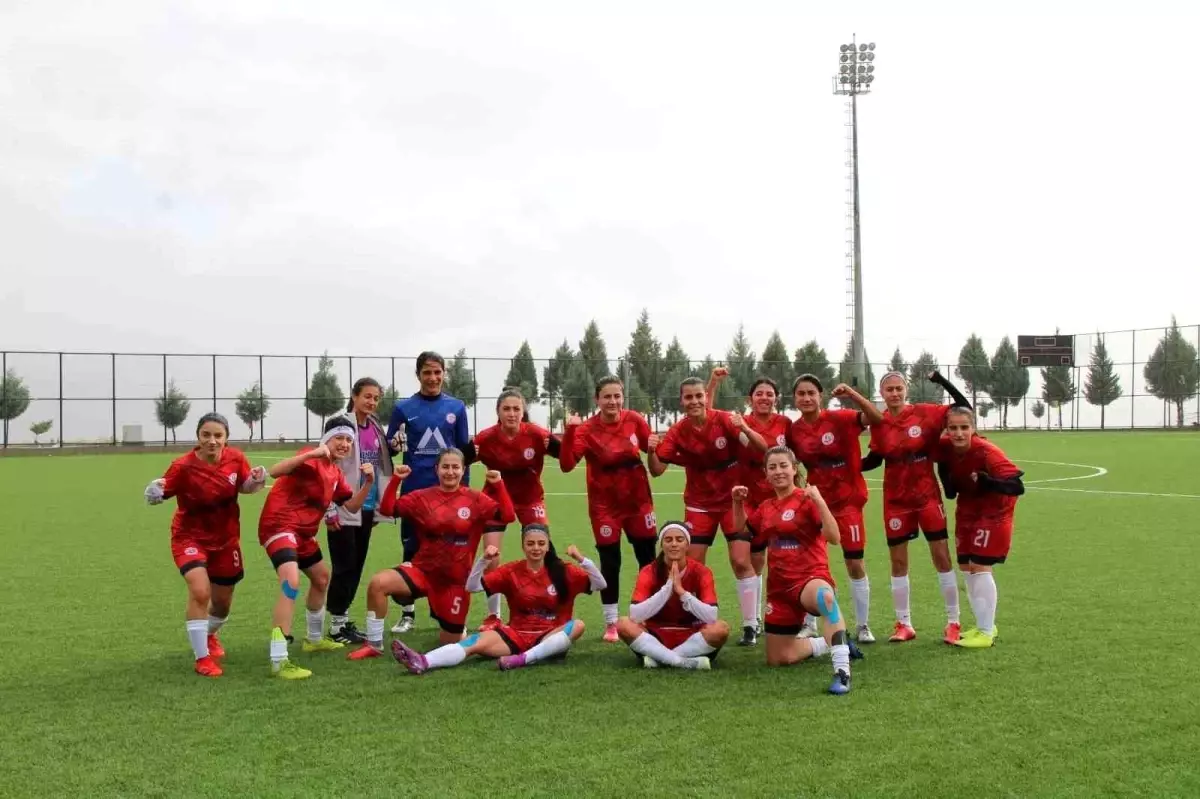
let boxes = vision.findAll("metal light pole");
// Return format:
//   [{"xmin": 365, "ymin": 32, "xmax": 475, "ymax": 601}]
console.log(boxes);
[{"xmin": 834, "ymin": 38, "xmax": 876, "ymax": 392}]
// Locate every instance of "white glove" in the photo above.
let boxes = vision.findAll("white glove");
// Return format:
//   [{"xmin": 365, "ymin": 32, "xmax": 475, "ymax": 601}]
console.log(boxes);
[{"xmin": 144, "ymin": 479, "xmax": 166, "ymax": 505}]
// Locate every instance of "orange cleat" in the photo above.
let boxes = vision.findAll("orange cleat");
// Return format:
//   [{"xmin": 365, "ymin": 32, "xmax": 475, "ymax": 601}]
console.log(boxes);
[
  {"xmin": 347, "ymin": 644, "xmax": 383, "ymax": 661},
  {"xmin": 942, "ymin": 622, "xmax": 962, "ymax": 645},
  {"xmin": 478, "ymin": 615, "xmax": 503, "ymax": 632},
  {"xmin": 602, "ymin": 623, "xmax": 619, "ymax": 643},
  {"xmin": 888, "ymin": 622, "xmax": 917, "ymax": 643},
  {"xmin": 207, "ymin": 634, "xmax": 225, "ymax": 659},
  {"xmin": 194, "ymin": 656, "xmax": 223, "ymax": 677}
]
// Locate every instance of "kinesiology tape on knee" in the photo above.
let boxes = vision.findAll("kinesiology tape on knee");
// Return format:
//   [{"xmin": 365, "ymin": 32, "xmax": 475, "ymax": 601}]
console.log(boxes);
[
  {"xmin": 817, "ymin": 586, "xmax": 841, "ymax": 624},
  {"xmin": 280, "ymin": 580, "xmax": 299, "ymax": 600}
]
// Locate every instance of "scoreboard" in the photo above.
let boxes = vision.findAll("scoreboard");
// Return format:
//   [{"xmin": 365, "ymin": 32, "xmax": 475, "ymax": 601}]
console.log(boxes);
[{"xmin": 1017, "ymin": 334, "xmax": 1074, "ymax": 367}]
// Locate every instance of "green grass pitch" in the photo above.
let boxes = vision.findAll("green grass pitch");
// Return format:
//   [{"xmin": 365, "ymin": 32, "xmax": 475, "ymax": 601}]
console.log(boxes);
[{"xmin": 2, "ymin": 432, "xmax": 1199, "ymax": 798}]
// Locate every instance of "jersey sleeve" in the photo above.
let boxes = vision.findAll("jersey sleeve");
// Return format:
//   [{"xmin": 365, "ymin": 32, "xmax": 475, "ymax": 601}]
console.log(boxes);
[
  {"xmin": 743, "ymin": 503, "xmax": 763, "ymax": 535},
  {"xmin": 332, "ymin": 474, "xmax": 355, "ymax": 505},
  {"xmin": 631, "ymin": 566, "xmax": 657, "ymax": 603},
  {"xmin": 392, "ymin": 491, "xmax": 423, "ymax": 521},
  {"xmin": 984, "ymin": 444, "xmax": 1020, "ymax": 479},
  {"xmin": 454, "ymin": 400, "xmax": 471, "ymax": 448},
  {"xmin": 559, "ymin": 424, "xmax": 586, "ymax": 472},
  {"xmin": 160, "ymin": 458, "xmax": 186, "ymax": 500},
  {"xmin": 832, "ymin": 409, "xmax": 865, "ymax": 434},
  {"xmin": 805, "ymin": 498, "xmax": 824, "ymax": 527},
  {"xmin": 697, "ymin": 567, "xmax": 719, "ymax": 605},
  {"xmin": 479, "ymin": 481, "xmax": 515, "ymax": 529},
  {"xmin": 635, "ymin": 413, "xmax": 652, "ymax": 452},
  {"xmin": 655, "ymin": 424, "xmax": 686, "ymax": 465},
  {"xmin": 480, "ymin": 562, "xmax": 513, "ymax": 597},
  {"xmin": 234, "ymin": 451, "xmax": 252, "ymax": 485},
  {"xmin": 566, "ymin": 563, "xmax": 592, "ymax": 597},
  {"xmin": 926, "ymin": 403, "xmax": 951, "ymax": 430}
]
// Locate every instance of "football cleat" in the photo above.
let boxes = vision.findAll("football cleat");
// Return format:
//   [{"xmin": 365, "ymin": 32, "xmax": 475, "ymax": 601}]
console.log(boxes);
[
  {"xmin": 206, "ymin": 634, "xmax": 225, "ymax": 659},
  {"xmin": 392, "ymin": 616, "xmax": 415, "ymax": 634},
  {"xmin": 828, "ymin": 669, "xmax": 852, "ymax": 695},
  {"xmin": 642, "ymin": 656, "xmax": 660, "ymax": 669},
  {"xmin": 331, "ymin": 622, "xmax": 366, "ymax": 645},
  {"xmin": 601, "ymin": 623, "xmax": 619, "ymax": 643},
  {"xmin": 955, "ymin": 629, "xmax": 996, "ymax": 649},
  {"xmin": 272, "ymin": 659, "xmax": 312, "ymax": 680},
  {"xmin": 301, "ymin": 637, "xmax": 345, "ymax": 653},
  {"xmin": 478, "ymin": 615, "xmax": 503, "ymax": 632},
  {"xmin": 347, "ymin": 644, "xmax": 383, "ymax": 661},
  {"xmin": 888, "ymin": 622, "xmax": 917, "ymax": 643},
  {"xmin": 943, "ymin": 622, "xmax": 962, "ymax": 645},
  {"xmin": 194, "ymin": 656, "xmax": 222, "ymax": 678},
  {"xmin": 856, "ymin": 625, "xmax": 876, "ymax": 644},
  {"xmin": 497, "ymin": 653, "xmax": 528, "ymax": 671},
  {"xmin": 798, "ymin": 616, "xmax": 820, "ymax": 639},
  {"xmin": 737, "ymin": 625, "xmax": 758, "ymax": 647},
  {"xmin": 391, "ymin": 640, "xmax": 428, "ymax": 675}
]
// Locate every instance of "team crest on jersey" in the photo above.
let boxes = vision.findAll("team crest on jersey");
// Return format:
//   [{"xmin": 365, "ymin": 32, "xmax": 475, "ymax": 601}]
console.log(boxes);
[
  {"xmin": 888, "ymin": 517, "xmax": 902, "ymax": 531},
  {"xmin": 628, "ymin": 434, "xmax": 638, "ymax": 447},
  {"xmin": 781, "ymin": 509, "xmax": 796, "ymax": 521},
  {"xmin": 764, "ymin": 602, "xmax": 773, "ymax": 616},
  {"xmin": 907, "ymin": 425, "xmax": 921, "ymax": 438},
  {"xmin": 446, "ymin": 412, "xmax": 457, "ymax": 424},
  {"xmin": 776, "ymin": 434, "xmax": 787, "ymax": 446},
  {"xmin": 523, "ymin": 448, "xmax": 535, "ymax": 460},
  {"xmin": 714, "ymin": 437, "xmax": 728, "ymax": 450},
  {"xmin": 547, "ymin": 584, "xmax": 558, "ymax": 596},
  {"xmin": 226, "ymin": 473, "xmax": 237, "ymax": 485},
  {"xmin": 457, "ymin": 507, "xmax": 471, "ymax": 520},
  {"xmin": 599, "ymin": 525, "xmax": 613, "ymax": 539},
  {"xmin": 184, "ymin": 547, "xmax": 199, "ymax": 556},
  {"xmin": 821, "ymin": 432, "xmax": 835, "ymax": 446}
]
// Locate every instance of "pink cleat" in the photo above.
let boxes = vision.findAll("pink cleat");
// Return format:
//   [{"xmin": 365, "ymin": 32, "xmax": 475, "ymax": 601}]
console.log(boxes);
[
  {"xmin": 498, "ymin": 653, "xmax": 528, "ymax": 671},
  {"xmin": 390, "ymin": 639, "xmax": 428, "ymax": 675},
  {"xmin": 347, "ymin": 644, "xmax": 382, "ymax": 661},
  {"xmin": 602, "ymin": 624, "xmax": 619, "ymax": 643},
  {"xmin": 888, "ymin": 622, "xmax": 917, "ymax": 642},
  {"xmin": 943, "ymin": 622, "xmax": 962, "ymax": 645}
]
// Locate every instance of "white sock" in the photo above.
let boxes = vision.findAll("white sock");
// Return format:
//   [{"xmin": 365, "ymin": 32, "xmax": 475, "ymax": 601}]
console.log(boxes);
[
  {"xmin": 207, "ymin": 615, "xmax": 227, "ymax": 635},
  {"xmin": 330, "ymin": 614, "xmax": 348, "ymax": 634},
  {"xmin": 270, "ymin": 635, "xmax": 288, "ymax": 667},
  {"xmin": 425, "ymin": 643, "xmax": 468, "ymax": 670},
  {"xmin": 523, "ymin": 631, "xmax": 572, "ymax": 664},
  {"xmin": 808, "ymin": 637, "xmax": 830, "ymax": 659},
  {"xmin": 963, "ymin": 572, "xmax": 981, "ymax": 624},
  {"xmin": 891, "ymin": 575, "xmax": 911, "ymax": 625},
  {"xmin": 850, "ymin": 577, "xmax": 870, "ymax": 627},
  {"xmin": 735, "ymin": 577, "xmax": 759, "ymax": 629},
  {"xmin": 602, "ymin": 604, "xmax": 619, "ymax": 625},
  {"xmin": 673, "ymin": 631, "xmax": 716, "ymax": 658},
  {"xmin": 757, "ymin": 574, "xmax": 764, "ymax": 620},
  {"xmin": 401, "ymin": 604, "xmax": 415, "ymax": 616},
  {"xmin": 365, "ymin": 611, "xmax": 385, "ymax": 648},
  {"xmin": 831, "ymin": 643, "xmax": 851, "ymax": 675},
  {"xmin": 186, "ymin": 619, "xmax": 209, "ymax": 660},
  {"xmin": 305, "ymin": 608, "xmax": 325, "ymax": 642},
  {"xmin": 975, "ymin": 572, "xmax": 998, "ymax": 635},
  {"xmin": 630, "ymin": 632, "xmax": 684, "ymax": 667},
  {"xmin": 487, "ymin": 593, "xmax": 503, "ymax": 618},
  {"xmin": 938, "ymin": 570, "xmax": 960, "ymax": 624}
]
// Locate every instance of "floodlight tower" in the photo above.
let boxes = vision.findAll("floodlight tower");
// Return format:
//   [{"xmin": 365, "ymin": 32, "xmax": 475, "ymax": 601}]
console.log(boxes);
[{"xmin": 834, "ymin": 37, "xmax": 876, "ymax": 392}]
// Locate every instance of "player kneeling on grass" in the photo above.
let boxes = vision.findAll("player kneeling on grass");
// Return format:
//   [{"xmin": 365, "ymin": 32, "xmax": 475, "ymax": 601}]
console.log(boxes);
[
  {"xmin": 346, "ymin": 450, "xmax": 516, "ymax": 659},
  {"xmin": 616, "ymin": 522, "xmax": 730, "ymax": 670},
  {"xmin": 257, "ymin": 422, "xmax": 375, "ymax": 680},
  {"xmin": 390, "ymin": 524, "xmax": 605, "ymax": 674},
  {"xmin": 733, "ymin": 447, "xmax": 856, "ymax": 695},
  {"xmin": 935, "ymin": 407, "xmax": 1024, "ymax": 649},
  {"xmin": 144, "ymin": 412, "xmax": 268, "ymax": 677}
]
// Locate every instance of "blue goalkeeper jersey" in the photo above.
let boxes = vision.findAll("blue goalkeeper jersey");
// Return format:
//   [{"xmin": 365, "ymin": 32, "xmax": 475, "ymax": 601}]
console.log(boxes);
[{"xmin": 385, "ymin": 392, "xmax": 471, "ymax": 491}]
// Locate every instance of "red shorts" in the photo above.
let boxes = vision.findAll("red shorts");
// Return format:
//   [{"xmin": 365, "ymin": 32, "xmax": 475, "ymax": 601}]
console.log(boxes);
[
  {"xmin": 834, "ymin": 508, "xmax": 867, "ymax": 559},
  {"xmin": 884, "ymin": 501, "xmax": 948, "ymax": 545},
  {"xmin": 515, "ymin": 503, "xmax": 549, "ymax": 528},
  {"xmin": 763, "ymin": 575, "xmax": 834, "ymax": 635},
  {"xmin": 261, "ymin": 531, "xmax": 324, "ymax": 569},
  {"xmin": 590, "ymin": 503, "xmax": 657, "ymax": 546},
  {"xmin": 955, "ymin": 518, "xmax": 1013, "ymax": 565},
  {"xmin": 393, "ymin": 564, "xmax": 470, "ymax": 634},
  {"xmin": 171, "ymin": 538, "xmax": 244, "ymax": 585},
  {"xmin": 645, "ymin": 624, "xmax": 701, "ymax": 650},
  {"xmin": 684, "ymin": 506, "xmax": 740, "ymax": 546},
  {"xmin": 494, "ymin": 624, "xmax": 552, "ymax": 654}
]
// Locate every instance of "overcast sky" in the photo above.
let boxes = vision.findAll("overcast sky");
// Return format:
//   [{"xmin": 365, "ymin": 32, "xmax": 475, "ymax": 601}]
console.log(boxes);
[{"xmin": 2, "ymin": 0, "xmax": 1198, "ymax": 383}]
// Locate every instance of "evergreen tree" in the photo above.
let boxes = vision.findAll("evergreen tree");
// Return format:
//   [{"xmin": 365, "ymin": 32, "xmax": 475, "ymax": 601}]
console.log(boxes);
[
  {"xmin": 907, "ymin": 351, "xmax": 945, "ymax": 404},
  {"xmin": 659, "ymin": 337, "xmax": 691, "ymax": 423},
  {"xmin": 725, "ymin": 323, "xmax": 757, "ymax": 398},
  {"xmin": 620, "ymin": 359, "xmax": 653, "ymax": 415},
  {"xmin": 759, "ymin": 331, "xmax": 792, "ymax": 411},
  {"xmin": 1143, "ymin": 318, "xmax": 1200, "ymax": 428},
  {"xmin": 1041, "ymin": 364, "xmax": 1076, "ymax": 430},
  {"xmin": 695, "ymin": 355, "xmax": 738, "ymax": 412},
  {"xmin": 625, "ymin": 309, "xmax": 663, "ymax": 420},
  {"xmin": 792, "ymin": 340, "xmax": 837, "ymax": 409},
  {"xmin": 888, "ymin": 347, "xmax": 906, "ymax": 375},
  {"xmin": 989, "ymin": 336, "xmax": 1030, "ymax": 429},
  {"xmin": 562, "ymin": 357, "xmax": 595, "ymax": 417},
  {"xmin": 156, "ymin": 379, "xmax": 192, "ymax": 443},
  {"xmin": 305, "ymin": 353, "xmax": 345, "ymax": 425},
  {"xmin": 1084, "ymin": 335, "xmax": 1123, "ymax": 430},
  {"xmin": 578, "ymin": 320, "xmax": 611, "ymax": 384},
  {"xmin": 444, "ymin": 349, "xmax": 477, "ymax": 407},
  {"xmin": 837, "ymin": 335, "xmax": 875, "ymax": 401},
  {"xmin": 504, "ymin": 340, "xmax": 539, "ymax": 404},
  {"xmin": 0, "ymin": 368, "xmax": 31, "ymax": 447},
  {"xmin": 1031, "ymin": 399, "xmax": 1046, "ymax": 429},
  {"xmin": 955, "ymin": 334, "xmax": 993, "ymax": 410},
  {"xmin": 379, "ymin": 385, "xmax": 401, "ymax": 422},
  {"xmin": 543, "ymin": 339, "xmax": 575, "ymax": 428},
  {"xmin": 235, "ymin": 381, "xmax": 271, "ymax": 440}
]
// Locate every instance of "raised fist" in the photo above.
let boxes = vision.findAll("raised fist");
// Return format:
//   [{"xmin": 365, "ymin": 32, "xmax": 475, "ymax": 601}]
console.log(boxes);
[
  {"xmin": 485, "ymin": 470, "xmax": 502, "ymax": 484},
  {"xmin": 565, "ymin": 414, "xmax": 583, "ymax": 428},
  {"xmin": 731, "ymin": 486, "xmax": 749, "ymax": 502}
]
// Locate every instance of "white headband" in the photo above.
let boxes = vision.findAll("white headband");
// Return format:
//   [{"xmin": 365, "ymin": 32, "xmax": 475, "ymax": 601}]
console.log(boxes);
[
  {"xmin": 658, "ymin": 522, "xmax": 691, "ymax": 543},
  {"xmin": 321, "ymin": 426, "xmax": 356, "ymax": 445},
  {"xmin": 879, "ymin": 370, "xmax": 909, "ymax": 390}
]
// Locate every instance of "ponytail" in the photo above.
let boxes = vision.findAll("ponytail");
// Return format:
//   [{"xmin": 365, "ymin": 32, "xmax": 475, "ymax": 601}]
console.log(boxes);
[{"xmin": 544, "ymin": 541, "xmax": 570, "ymax": 606}]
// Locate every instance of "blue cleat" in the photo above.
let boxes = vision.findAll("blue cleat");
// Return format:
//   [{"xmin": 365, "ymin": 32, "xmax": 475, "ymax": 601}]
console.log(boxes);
[
  {"xmin": 847, "ymin": 637, "xmax": 865, "ymax": 660},
  {"xmin": 828, "ymin": 670, "xmax": 852, "ymax": 696}
]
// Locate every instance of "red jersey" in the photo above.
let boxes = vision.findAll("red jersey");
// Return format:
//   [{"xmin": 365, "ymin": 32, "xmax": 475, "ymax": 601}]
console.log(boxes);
[
  {"xmin": 737, "ymin": 412, "xmax": 792, "ymax": 504},
  {"xmin": 392, "ymin": 484, "xmax": 515, "ymax": 584},
  {"xmin": 631, "ymin": 558, "xmax": 719, "ymax": 629},
  {"xmin": 560, "ymin": 410, "xmax": 653, "ymax": 512},
  {"xmin": 869, "ymin": 403, "xmax": 951, "ymax": 509},
  {"xmin": 258, "ymin": 452, "xmax": 353, "ymax": 539},
  {"xmin": 473, "ymin": 423, "xmax": 555, "ymax": 507},
  {"xmin": 745, "ymin": 489, "xmax": 831, "ymax": 589},
  {"xmin": 935, "ymin": 436, "xmax": 1022, "ymax": 523},
  {"xmin": 161, "ymin": 447, "xmax": 252, "ymax": 548},
  {"xmin": 656, "ymin": 411, "xmax": 743, "ymax": 511},
  {"xmin": 482, "ymin": 560, "xmax": 592, "ymax": 636},
  {"xmin": 788, "ymin": 410, "xmax": 868, "ymax": 511}
]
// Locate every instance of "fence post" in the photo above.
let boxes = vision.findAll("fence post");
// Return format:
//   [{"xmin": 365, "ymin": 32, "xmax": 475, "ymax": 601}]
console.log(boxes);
[
  {"xmin": 258, "ymin": 355, "xmax": 265, "ymax": 442},
  {"xmin": 211, "ymin": 354, "xmax": 217, "ymax": 412},
  {"xmin": 58, "ymin": 352, "xmax": 64, "ymax": 448},
  {"xmin": 348, "ymin": 356, "xmax": 353, "ymax": 386},
  {"xmin": 304, "ymin": 356, "xmax": 310, "ymax": 443},
  {"xmin": 1, "ymin": 350, "xmax": 6, "ymax": 449},
  {"xmin": 390, "ymin": 357, "xmax": 396, "ymax": 399},
  {"xmin": 162, "ymin": 354, "xmax": 168, "ymax": 446},
  {"xmin": 471, "ymin": 358, "xmax": 478, "ymax": 434},
  {"xmin": 1195, "ymin": 325, "xmax": 1199, "ymax": 426},
  {"xmin": 1130, "ymin": 332, "xmax": 1136, "ymax": 429}
]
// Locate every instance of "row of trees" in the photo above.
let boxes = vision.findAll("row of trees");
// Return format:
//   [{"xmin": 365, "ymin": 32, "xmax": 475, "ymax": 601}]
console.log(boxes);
[{"xmin": 1, "ymin": 317, "xmax": 1197, "ymax": 443}]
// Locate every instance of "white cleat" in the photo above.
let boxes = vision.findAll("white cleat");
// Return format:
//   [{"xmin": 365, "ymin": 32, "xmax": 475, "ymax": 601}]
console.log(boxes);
[
  {"xmin": 391, "ymin": 616, "xmax": 415, "ymax": 634},
  {"xmin": 856, "ymin": 625, "xmax": 876, "ymax": 644},
  {"xmin": 798, "ymin": 617, "xmax": 820, "ymax": 639},
  {"xmin": 642, "ymin": 656, "xmax": 659, "ymax": 669},
  {"xmin": 683, "ymin": 656, "xmax": 712, "ymax": 670}
]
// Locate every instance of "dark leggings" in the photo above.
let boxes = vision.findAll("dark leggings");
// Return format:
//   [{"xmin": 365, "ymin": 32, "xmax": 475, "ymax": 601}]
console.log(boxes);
[
  {"xmin": 326, "ymin": 510, "xmax": 375, "ymax": 616},
  {"xmin": 597, "ymin": 538, "xmax": 658, "ymax": 606}
]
